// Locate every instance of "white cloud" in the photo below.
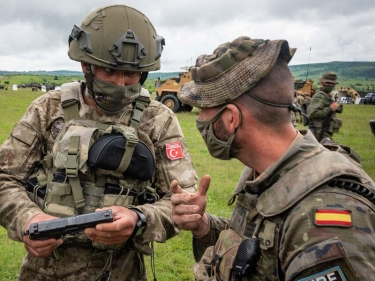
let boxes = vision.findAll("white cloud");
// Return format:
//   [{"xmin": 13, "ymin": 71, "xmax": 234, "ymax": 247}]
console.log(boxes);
[{"xmin": 1, "ymin": 0, "xmax": 374, "ymax": 72}]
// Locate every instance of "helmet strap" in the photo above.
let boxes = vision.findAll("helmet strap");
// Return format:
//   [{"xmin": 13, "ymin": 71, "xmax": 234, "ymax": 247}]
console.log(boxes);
[
  {"xmin": 84, "ymin": 64, "xmax": 95, "ymax": 100},
  {"xmin": 140, "ymin": 72, "xmax": 148, "ymax": 85}
]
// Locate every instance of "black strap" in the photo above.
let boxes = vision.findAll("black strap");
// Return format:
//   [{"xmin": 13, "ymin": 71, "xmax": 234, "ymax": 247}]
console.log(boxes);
[{"xmin": 327, "ymin": 179, "xmax": 375, "ymax": 204}]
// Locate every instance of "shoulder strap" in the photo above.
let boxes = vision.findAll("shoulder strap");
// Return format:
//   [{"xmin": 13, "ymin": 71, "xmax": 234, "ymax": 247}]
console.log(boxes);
[
  {"xmin": 61, "ymin": 82, "xmax": 81, "ymax": 122},
  {"xmin": 130, "ymin": 88, "xmax": 151, "ymax": 129},
  {"xmin": 256, "ymin": 150, "xmax": 375, "ymax": 217}
]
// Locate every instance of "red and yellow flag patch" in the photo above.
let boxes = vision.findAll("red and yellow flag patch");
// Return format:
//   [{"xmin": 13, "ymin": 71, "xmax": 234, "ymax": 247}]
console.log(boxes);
[{"xmin": 314, "ymin": 209, "xmax": 352, "ymax": 228}]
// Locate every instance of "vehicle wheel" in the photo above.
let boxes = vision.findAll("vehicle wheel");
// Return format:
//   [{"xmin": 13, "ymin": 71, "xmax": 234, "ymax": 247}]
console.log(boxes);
[{"xmin": 160, "ymin": 94, "xmax": 180, "ymax": 112}]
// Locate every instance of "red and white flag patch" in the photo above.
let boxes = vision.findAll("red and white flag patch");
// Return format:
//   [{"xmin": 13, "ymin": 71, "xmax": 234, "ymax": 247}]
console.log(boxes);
[{"xmin": 165, "ymin": 141, "xmax": 184, "ymax": 160}]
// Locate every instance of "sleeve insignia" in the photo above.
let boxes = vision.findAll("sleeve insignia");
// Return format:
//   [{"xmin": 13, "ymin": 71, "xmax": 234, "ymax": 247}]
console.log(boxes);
[
  {"xmin": 297, "ymin": 266, "xmax": 347, "ymax": 281},
  {"xmin": 314, "ymin": 208, "xmax": 352, "ymax": 228},
  {"xmin": 165, "ymin": 141, "xmax": 184, "ymax": 160}
]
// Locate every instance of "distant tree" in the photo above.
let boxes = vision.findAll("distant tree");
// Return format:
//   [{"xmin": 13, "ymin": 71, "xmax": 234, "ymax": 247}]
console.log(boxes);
[
  {"xmin": 4, "ymin": 81, "xmax": 9, "ymax": 85},
  {"xmin": 54, "ymin": 75, "xmax": 58, "ymax": 80}
]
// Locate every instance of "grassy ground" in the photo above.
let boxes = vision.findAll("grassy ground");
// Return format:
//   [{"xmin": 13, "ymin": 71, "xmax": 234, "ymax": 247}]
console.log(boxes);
[{"xmin": 0, "ymin": 87, "xmax": 374, "ymax": 280}]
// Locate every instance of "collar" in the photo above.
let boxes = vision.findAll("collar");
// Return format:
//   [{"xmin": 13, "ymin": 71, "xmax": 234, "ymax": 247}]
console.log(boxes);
[{"xmin": 237, "ymin": 130, "xmax": 322, "ymax": 195}]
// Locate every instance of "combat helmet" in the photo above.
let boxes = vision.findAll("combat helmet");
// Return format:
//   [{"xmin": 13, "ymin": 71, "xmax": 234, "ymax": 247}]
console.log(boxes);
[
  {"xmin": 68, "ymin": 4, "xmax": 165, "ymax": 74},
  {"xmin": 68, "ymin": 4, "xmax": 165, "ymax": 115}
]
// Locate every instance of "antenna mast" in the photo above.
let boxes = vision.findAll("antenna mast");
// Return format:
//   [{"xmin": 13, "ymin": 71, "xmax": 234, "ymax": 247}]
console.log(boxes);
[{"xmin": 305, "ymin": 47, "xmax": 311, "ymax": 81}]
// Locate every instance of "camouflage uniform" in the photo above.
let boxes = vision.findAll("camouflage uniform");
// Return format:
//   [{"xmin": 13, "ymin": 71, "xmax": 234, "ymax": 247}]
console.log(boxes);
[
  {"xmin": 295, "ymin": 94, "xmax": 304, "ymax": 122},
  {"xmin": 307, "ymin": 89, "xmax": 342, "ymax": 140},
  {"xmin": 0, "ymin": 82, "xmax": 198, "ymax": 281},
  {"xmin": 193, "ymin": 130, "xmax": 375, "ymax": 280}
]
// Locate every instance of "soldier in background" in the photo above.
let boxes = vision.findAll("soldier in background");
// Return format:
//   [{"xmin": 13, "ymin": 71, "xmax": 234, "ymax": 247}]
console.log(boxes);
[
  {"xmin": 0, "ymin": 4, "xmax": 198, "ymax": 281},
  {"xmin": 170, "ymin": 36, "xmax": 375, "ymax": 280},
  {"xmin": 307, "ymin": 71, "xmax": 342, "ymax": 142},
  {"xmin": 295, "ymin": 91, "xmax": 304, "ymax": 122}
]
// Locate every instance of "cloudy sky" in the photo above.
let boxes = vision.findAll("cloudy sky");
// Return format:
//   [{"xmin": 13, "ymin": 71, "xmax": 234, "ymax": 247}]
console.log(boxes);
[{"xmin": 1, "ymin": 0, "xmax": 374, "ymax": 73}]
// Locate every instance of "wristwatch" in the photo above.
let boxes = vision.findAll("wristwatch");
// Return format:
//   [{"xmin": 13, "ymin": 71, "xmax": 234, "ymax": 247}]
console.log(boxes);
[{"xmin": 129, "ymin": 208, "xmax": 147, "ymax": 238}]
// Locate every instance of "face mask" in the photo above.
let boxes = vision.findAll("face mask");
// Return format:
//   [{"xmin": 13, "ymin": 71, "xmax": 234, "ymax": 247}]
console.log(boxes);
[
  {"xmin": 322, "ymin": 85, "xmax": 335, "ymax": 93},
  {"xmin": 196, "ymin": 105, "xmax": 241, "ymax": 160},
  {"xmin": 84, "ymin": 68, "xmax": 141, "ymax": 116}
]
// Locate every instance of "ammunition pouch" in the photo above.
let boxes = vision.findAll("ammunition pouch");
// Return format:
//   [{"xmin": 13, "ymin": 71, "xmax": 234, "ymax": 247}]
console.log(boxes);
[
  {"xmin": 26, "ymin": 175, "xmax": 47, "ymax": 209},
  {"xmin": 328, "ymin": 117, "xmax": 342, "ymax": 133},
  {"xmin": 192, "ymin": 229, "xmax": 260, "ymax": 281}
]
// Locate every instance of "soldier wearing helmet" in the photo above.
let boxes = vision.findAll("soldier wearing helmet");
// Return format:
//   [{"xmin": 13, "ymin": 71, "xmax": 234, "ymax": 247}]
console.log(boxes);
[
  {"xmin": 0, "ymin": 4, "xmax": 198, "ymax": 281},
  {"xmin": 170, "ymin": 37, "xmax": 375, "ymax": 280},
  {"xmin": 307, "ymin": 71, "xmax": 342, "ymax": 142}
]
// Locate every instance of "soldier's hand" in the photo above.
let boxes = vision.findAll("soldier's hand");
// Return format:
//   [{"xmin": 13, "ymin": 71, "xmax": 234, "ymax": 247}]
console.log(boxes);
[
  {"xmin": 84, "ymin": 206, "xmax": 138, "ymax": 245},
  {"xmin": 171, "ymin": 175, "xmax": 211, "ymax": 236},
  {"xmin": 330, "ymin": 102, "xmax": 340, "ymax": 111},
  {"xmin": 23, "ymin": 213, "xmax": 63, "ymax": 258}
]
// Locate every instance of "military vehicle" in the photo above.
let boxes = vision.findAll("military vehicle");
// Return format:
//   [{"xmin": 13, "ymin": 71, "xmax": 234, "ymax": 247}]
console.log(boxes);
[
  {"xmin": 364, "ymin": 92, "xmax": 375, "ymax": 105},
  {"xmin": 294, "ymin": 78, "xmax": 316, "ymax": 97},
  {"xmin": 155, "ymin": 67, "xmax": 193, "ymax": 112},
  {"xmin": 336, "ymin": 86, "xmax": 360, "ymax": 104}
]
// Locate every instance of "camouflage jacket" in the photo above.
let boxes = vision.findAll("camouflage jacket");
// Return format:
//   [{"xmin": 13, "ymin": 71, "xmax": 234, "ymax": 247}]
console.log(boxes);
[
  {"xmin": 0, "ymin": 82, "xmax": 198, "ymax": 280},
  {"xmin": 193, "ymin": 130, "xmax": 375, "ymax": 281},
  {"xmin": 306, "ymin": 89, "xmax": 342, "ymax": 140}
]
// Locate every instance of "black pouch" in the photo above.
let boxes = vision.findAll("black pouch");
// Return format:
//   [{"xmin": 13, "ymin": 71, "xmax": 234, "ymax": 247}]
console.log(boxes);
[
  {"xmin": 104, "ymin": 183, "xmax": 138, "ymax": 197},
  {"xmin": 26, "ymin": 178, "xmax": 46, "ymax": 199},
  {"xmin": 87, "ymin": 134, "xmax": 155, "ymax": 181},
  {"xmin": 370, "ymin": 119, "xmax": 375, "ymax": 137}
]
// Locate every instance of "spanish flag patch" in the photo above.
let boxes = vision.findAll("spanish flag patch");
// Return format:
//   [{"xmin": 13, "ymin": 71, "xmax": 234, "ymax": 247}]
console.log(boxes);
[{"xmin": 314, "ymin": 209, "xmax": 352, "ymax": 228}]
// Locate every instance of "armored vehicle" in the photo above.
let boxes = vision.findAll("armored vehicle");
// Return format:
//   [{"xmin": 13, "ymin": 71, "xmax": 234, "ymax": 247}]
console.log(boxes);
[
  {"xmin": 155, "ymin": 67, "xmax": 193, "ymax": 112},
  {"xmin": 294, "ymin": 78, "xmax": 316, "ymax": 97},
  {"xmin": 336, "ymin": 86, "xmax": 360, "ymax": 104}
]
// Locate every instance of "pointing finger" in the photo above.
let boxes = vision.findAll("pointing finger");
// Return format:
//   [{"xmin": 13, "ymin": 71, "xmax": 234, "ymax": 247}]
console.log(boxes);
[{"xmin": 197, "ymin": 175, "xmax": 211, "ymax": 197}]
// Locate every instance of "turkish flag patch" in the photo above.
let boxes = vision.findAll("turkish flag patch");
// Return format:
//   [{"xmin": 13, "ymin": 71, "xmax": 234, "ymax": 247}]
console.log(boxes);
[
  {"xmin": 314, "ymin": 208, "xmax": 352, "ymax": 228},
  {"xmin": 165, "ymin": 141, "xmax": 184, "ymax": 160}
]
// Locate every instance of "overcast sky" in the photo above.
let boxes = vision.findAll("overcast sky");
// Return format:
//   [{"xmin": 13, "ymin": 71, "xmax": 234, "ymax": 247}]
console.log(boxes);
[{"xmin": 1, "ymin": 0, "xmax": 374, "ymax": 73}]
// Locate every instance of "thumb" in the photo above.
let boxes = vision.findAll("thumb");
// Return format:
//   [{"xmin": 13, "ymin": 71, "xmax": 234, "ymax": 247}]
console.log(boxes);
[
  {"xmin": 197, "ymin": 175, "xmax": 211, "ymax": 197},
  {"xmin": 170, "ymin": 179, "xmax": 186, "ymax": 195}
]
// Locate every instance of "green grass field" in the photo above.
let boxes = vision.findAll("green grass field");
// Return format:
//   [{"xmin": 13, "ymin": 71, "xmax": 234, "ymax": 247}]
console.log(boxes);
[{"xmin": 0, "ymin": 87, "xmax": 374, "ymax": 280}]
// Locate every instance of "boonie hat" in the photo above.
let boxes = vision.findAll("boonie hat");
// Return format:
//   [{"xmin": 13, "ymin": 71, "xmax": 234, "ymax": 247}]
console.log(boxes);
[
  {"xmin": 178, "ymin": 36, "xmax": 296, "ymax": 108},
  {"xmin": 319, "ymin": 72, "xmax": 338, "ymax": 84}
]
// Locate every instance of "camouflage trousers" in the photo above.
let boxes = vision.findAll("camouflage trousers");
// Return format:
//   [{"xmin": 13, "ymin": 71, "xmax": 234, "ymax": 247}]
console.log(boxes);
[{"xmin": 17, "ymin": 244, "xmax": 147, "ymax": 281}]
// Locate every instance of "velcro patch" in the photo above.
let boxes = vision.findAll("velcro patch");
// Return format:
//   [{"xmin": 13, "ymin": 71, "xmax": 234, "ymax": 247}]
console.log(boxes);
[
  {"xmin": 165, "ymin": 141, "xmax": 184, "ymax": 160},
  {"xmin": 314, "ymin": 209, "xmax": 352, "ymax": 227},
  {"xmin": 298, "ymin": 266, "xmax": 347, "ymax": 281}
]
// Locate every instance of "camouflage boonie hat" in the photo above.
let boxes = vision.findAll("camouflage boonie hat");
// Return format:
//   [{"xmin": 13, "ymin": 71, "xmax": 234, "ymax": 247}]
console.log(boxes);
[
  {"xmin": 178, "ymin": 36, "xmax": 296, "ymax": 108},
  {"xmin": 319, "ymin": 71, "xmax": 338, "ymax": 84}
]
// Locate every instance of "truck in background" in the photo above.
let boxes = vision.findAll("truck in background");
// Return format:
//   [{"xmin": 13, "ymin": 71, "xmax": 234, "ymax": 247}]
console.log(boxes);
[{"xmin": 155, "ymin": 67, "xmax": 193, "ymax": 113}]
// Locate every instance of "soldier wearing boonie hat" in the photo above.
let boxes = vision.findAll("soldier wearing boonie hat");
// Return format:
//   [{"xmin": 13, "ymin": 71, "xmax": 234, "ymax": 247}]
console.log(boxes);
[
  {"xmin": 171, "ymin": 36, "xmax": 375, "ymax": 280},
  {"xmin": 307, "ymin": 71, "xmax": 342, "ymax": 142},
  {"xmin": 178, "ymin": 36, "xmax": 296, "ymax": 108}
]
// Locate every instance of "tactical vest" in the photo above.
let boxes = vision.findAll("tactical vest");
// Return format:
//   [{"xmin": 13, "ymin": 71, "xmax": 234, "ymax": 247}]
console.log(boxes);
[
  {"xmin": 194, "ymin": 145, "xmax": 375, "ymax": 281},
  {"xmin": 27, "ymin": 82, "xmax": 158, "ymax": 240},
  {"xmin": 308, "ymin": 91, "xmax": 342, "ymax": 139}
]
